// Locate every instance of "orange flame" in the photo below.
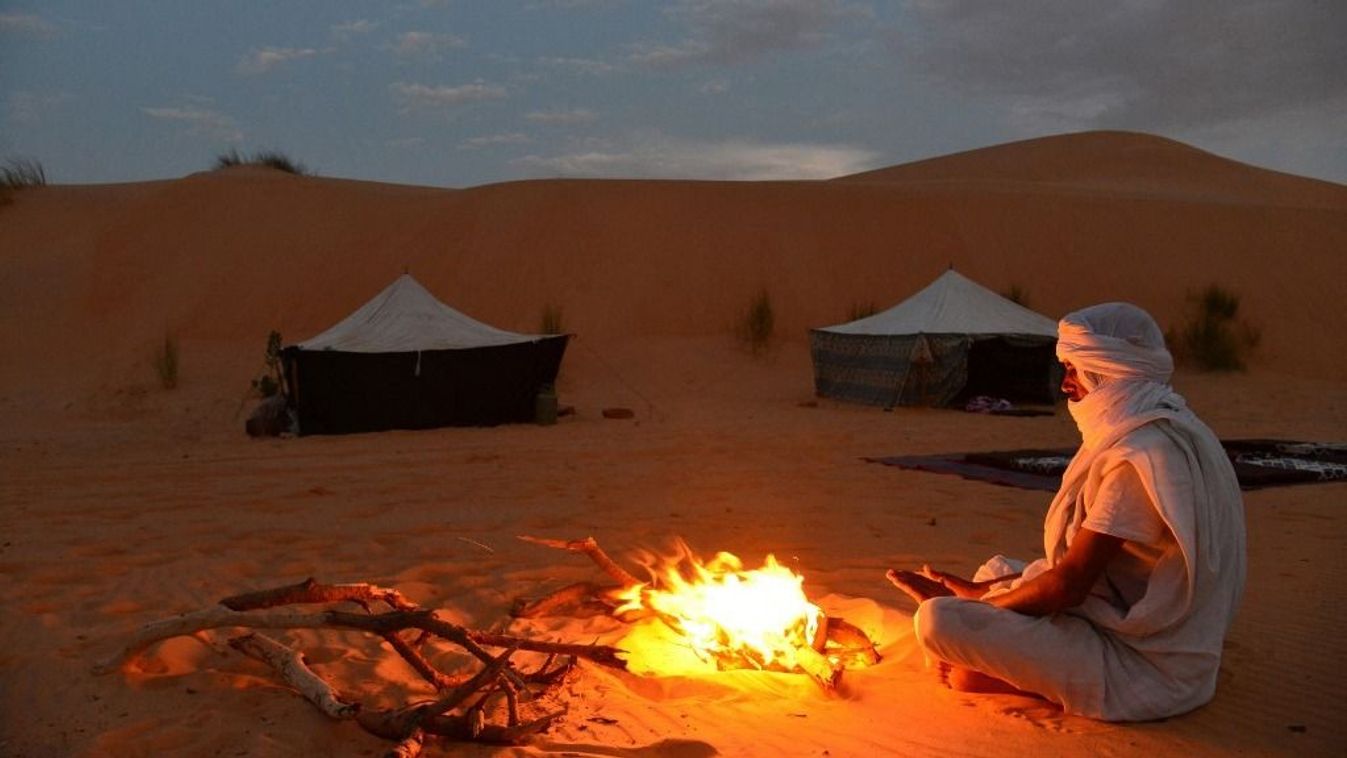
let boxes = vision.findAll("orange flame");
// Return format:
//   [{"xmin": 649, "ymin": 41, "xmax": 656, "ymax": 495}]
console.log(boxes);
[{"xmin": 615, "ymin": 544, "xmax": 823, "ymax": 673}]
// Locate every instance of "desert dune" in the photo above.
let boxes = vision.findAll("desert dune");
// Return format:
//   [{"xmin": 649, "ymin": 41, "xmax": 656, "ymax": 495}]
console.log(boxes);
[{"xmin": 1, "ymin": 131, "xmax": 1344, "ymax": 756}]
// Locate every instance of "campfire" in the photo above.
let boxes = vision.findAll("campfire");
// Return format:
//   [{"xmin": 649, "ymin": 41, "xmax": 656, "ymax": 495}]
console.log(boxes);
[
  {"xmin": 615, "ymin": 546, "xmax": 824, "ymax": 674},
  {"xmin": 516, "ymin": 536, "xmax": 880, "ymax": 690}
]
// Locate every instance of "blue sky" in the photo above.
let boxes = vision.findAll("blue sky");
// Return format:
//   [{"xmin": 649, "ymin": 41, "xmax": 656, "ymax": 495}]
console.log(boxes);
[{"xmin": 2, "ymin": 1, "xmax": 1344, "ymax": 188}]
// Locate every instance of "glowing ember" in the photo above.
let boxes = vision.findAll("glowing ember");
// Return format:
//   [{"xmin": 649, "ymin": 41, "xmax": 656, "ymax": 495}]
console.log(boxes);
[{"xmin": 615, "ymin": 545, "xmax": 824, "ymax": 674}]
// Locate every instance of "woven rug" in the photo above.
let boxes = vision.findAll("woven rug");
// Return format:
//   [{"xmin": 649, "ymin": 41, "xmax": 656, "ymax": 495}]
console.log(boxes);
[{"xmin": 867, "ymin": 439, "xmax": 1347, "ymax": 492}]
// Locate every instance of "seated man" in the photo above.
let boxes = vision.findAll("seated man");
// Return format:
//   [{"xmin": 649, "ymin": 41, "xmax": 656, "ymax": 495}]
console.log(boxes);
[{"xmin": 888, "ymin": 302, "xmax": 1246, "ymax": 721}]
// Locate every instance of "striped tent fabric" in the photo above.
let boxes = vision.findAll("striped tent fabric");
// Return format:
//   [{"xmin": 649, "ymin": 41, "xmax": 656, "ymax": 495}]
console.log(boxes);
[{"xmin": 810, "ymin": 269, "xmax": 1059, "ymax": 408}]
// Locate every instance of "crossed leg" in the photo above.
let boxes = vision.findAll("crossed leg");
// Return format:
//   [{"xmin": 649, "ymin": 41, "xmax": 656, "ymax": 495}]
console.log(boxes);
[{"xmin": 886, "ymin": 570, "xmax": 1035, "ymax": 696}]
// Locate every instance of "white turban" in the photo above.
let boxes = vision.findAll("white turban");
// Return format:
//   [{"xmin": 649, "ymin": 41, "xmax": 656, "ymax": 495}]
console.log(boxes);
[{"xmin": 1055, "ymin": 303, "xmax": 1173, "ymax": 390}]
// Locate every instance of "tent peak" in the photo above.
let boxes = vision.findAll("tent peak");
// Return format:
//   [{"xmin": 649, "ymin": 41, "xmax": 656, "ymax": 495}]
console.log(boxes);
[
  {"xmin": 817, "ymin": 269, "xmax": 1058, "ymax": 338},
  {"xmin": 291, "ymin": 273, "xmax": 552, "ymax": 353}
]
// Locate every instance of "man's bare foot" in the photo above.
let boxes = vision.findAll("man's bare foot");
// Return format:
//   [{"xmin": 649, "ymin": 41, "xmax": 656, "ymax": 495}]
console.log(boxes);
[
  {"xmin": 942, "ymin": 664, "xmax": 1036, "ymax": 697},
  {"xmin": 885, "ymin": 569, "xmax": 954, "ymax": 603}
]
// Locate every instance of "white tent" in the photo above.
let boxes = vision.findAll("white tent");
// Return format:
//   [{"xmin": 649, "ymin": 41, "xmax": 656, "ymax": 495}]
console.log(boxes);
[
  {"xmin": 297, "ymin": 273, "xmax": 547, "ymax": 352},
  {"xmin": 811, "ymin": 269, "xmax": 1061, "ymax": 407},
  {"xmin": 282, "ymin": 274, "xmax": 568, "ymax": 434}
]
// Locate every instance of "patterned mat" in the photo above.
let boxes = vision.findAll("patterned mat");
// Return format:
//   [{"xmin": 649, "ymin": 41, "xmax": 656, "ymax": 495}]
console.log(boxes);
[{"xmin": 868, "ymin": 439, "xmax": 1347, "ymax": 492}]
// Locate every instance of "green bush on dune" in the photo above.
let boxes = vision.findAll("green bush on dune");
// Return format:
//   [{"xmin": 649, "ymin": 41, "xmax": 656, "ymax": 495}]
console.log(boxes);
[
  {"xmin": 153, "ymin": 333, "xmax": 180, "ymax": 390},
  {"xmin": 1168, "ymin": 285, "xmax": 1260, "ymax": 371},
  {"xmin": 539, "ymin": 304, "xmax": 565, "ymax": 335},
  {"xmin": 214, "ymin": 148, "xmax": 310, "ymax": 175},
  {"xmin": 1003, "ymin": 284, "xmax": 1031, "ymax": 307},
  {"xmin": 1, "ymin": 157, "xmax": 47, "ymax": 188},
  {"xmin": 1, "ymin": 157, "xmax": 47, "ymax": 207},
  {"xmin": 739, "ymin": 289, "xmax": 775, "ymax": 354},
  {"xmin": 847, "ymin": 301, "xmax": 878, "ymax": 321}
]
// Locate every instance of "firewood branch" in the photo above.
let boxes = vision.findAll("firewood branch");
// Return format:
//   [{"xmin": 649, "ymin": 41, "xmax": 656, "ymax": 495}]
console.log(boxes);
[
  {"xmin": 221, "ymin": 577, "xmax": 420, "ymax": 613},
  {"xmin": 97, "ymin": 606, "xmax": 626, "ymax": 674},
  {"xmin": 511, "ymin": 581, "xmax": 621, "ymax": 619},
  {"xmin": 224, "ymin": 630, "xmax": 554, "ymax": 749},
  {"xmin": 103, "ymin": 579, "xmax": 594, "ymax": 750},
  {"xmin": 218, "ymin": 578, "xmax": 463, "ymax": 689},
  {"xmin": 517, "ymin": 535, "xmax": 642, "ymax": 588},
  {"xmin": 228, "ymin": 632, "xmax": 359, "ymax": 719}
]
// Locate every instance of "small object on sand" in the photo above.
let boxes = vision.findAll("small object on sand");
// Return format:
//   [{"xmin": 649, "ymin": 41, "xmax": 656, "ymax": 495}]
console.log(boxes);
[
  {"xmin": 964, "ymin": 395, "xmax": 1013, "ymax": 414},
  {"xmin": 245, "ymin": 395, "xmax": 291, "ymax": 437},
  {"xmin": 602, "ymin": 407, "xmax": 635, "ymax": 419}
]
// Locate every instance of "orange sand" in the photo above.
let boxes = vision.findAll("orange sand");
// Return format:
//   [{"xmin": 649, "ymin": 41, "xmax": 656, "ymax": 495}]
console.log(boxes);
[{"xmin": 1, "ymin": 131, "xmax": 1344, "ymax": 756}]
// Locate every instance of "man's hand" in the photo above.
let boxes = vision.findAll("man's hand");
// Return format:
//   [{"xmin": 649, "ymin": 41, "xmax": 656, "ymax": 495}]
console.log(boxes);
[
  {"xmin": 919, "ymin": 565, "xmax": 1020, "ymax": 600},
  {"xmin": 885, "ymin": 568, "xmax": 955, "ymax": 604}
]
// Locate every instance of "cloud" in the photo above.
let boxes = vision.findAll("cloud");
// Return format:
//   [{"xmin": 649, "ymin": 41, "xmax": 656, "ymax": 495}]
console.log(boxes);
[
  {"xmin": 525, "ymin": 108, "xmax": 598, "ymax": 125},
  {"xmin": 392, "ymin": 31, "xmax": 467, "ymax": 59},
  {"xmin": 237, "ymin": 47, "xmax": 319, "ymax": 75},
  {"xmin": 141, "ymin": 104, "xmax": 243, "ymax": 142},
  {"xmin": 331, "ymin": 19, "xmax": 378, "ymax": 41},
  {"xmin": 527, "ymin": 0, "xmax": 623, "ymax": 8},
  {"xmin": 6, "ymin": 91, "xmax": 72, "ymax": 125},
  {"xmin": 513, "ymin": 135, "xmax": 880, "ymax": 179},
  {"xmin": 630, "ymin": 0, "xmax": 870, "ymax": 66},
  {"xmin": 460, "ymin": 132, "xmax": 533, "ymax": 150},
  {"xmin": 390, "ymin": 82, "xmax": 508, "ymax": 111},
  {"xmin": 895, "ymin": 0, "xmax": 1347, "ymax": 134},
  {"xmin": 536, "ymin": 56, "xmax": 616, "ymax": 75},
  {"xmin": 0, "ymin": 12, "xmax": 57, "ymax": 37}
]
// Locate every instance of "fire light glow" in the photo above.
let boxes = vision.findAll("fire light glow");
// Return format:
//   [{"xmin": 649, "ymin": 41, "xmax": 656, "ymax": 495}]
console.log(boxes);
[{"xmin": 614, "ymin": 546, "xmax": 824, "ymax": 676}]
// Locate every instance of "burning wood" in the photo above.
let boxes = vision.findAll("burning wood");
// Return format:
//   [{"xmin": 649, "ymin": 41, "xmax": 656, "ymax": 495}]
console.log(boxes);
[{"xmin": 514, "ymin": 535, "xmax": 880, "ymax": 691}]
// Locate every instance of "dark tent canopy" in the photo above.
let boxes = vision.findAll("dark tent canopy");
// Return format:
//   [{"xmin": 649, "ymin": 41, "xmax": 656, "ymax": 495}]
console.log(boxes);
[
  {"xmin": 282, "ymin": 274, "xmax": 568, "ymax": 434},
  {"xmin": 810, "ymin": 269, "xmax": 1062, "ymax": 408}
]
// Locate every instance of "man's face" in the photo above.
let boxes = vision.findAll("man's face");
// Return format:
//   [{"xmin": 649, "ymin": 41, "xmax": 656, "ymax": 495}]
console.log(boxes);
[{"xmin": 1061, "ymin": 361, "xmax": 1089, "ymax": 402}]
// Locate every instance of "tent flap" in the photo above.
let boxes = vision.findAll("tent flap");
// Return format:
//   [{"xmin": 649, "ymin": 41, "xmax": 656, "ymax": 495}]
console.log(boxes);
[
  {"xmin": 283, "ymin": 336, "xmax": 568, "ymax": 434},
  {"xmin": 811, "ymin": 331, "xmax": 975, "ymax": 407}
]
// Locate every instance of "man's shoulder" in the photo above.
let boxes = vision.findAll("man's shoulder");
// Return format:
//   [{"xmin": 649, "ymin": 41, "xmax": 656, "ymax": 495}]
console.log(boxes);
[{"xmin": 1099, "ymin": 423, "xmax": 1181, "ymax": 467}]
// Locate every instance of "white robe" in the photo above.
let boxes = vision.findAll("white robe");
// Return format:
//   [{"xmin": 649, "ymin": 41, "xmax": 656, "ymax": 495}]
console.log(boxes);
[{"xmin": 914, "ymin": 305, "xmax": 1247, "ymax": 721}]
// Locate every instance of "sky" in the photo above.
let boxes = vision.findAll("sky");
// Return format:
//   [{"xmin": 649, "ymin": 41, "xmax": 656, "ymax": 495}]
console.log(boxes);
[{"xmin": 2, "ymin": 0, "xmax": 1344, "ymax": 188}]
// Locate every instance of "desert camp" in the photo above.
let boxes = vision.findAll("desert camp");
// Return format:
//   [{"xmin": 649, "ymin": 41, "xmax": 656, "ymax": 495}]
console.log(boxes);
[
  {"xmin": 2, "ymin": 3, "xmax": 1346, "ymax": 756},
  {"xmin": 3, "ymin": 128, "xmax": 1345, "ymax": 756}
]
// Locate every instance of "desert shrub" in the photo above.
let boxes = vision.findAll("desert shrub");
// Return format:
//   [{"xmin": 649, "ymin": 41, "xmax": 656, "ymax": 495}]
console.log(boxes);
[
  {"xmin": 1003, "ymin": 284, "xmax": 1030, "ymax": 307},
  {"xmin": 739, "ymin": 289, "xmax": 775, "ymax": 353},
  {"xmin": 1, "ymin": 157, "xmax": 47, "ymax": 188},
  {"xmin": 847, "ymin": 301, "xmax": 878, "ymax": 321},
  {"xmin": 153, "ymin": 333, "xmax": 180, "ymax": 390},
  {"xmin": 1169, "ymin": 285, "xmax": 1260, "ymax": 371},
  {"xmin": 539, "ymin": 304, "xmax": 565, "ymax": 335},
  {"xmin": 250, "ymin": 330, "xmax": 285, "ymax": 398},
  {"xmin": 214, "ymin": 148, "xmax": 309, "ymax": 175}
]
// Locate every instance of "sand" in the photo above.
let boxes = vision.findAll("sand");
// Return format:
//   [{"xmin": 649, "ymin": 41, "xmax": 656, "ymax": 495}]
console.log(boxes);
[{"xmin": 1, "ymin": 131, "xmax": 1345, "ymax": 756}]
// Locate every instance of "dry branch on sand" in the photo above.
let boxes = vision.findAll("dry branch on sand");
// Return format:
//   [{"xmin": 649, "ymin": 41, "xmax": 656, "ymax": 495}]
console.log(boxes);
[
  {"xmin": 101, "ymin": 539, "xmax": 880, "ymax": 753},
  {"xmin": 98, "ymin": 578, "xmax": 622, "ymax": 753}
]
